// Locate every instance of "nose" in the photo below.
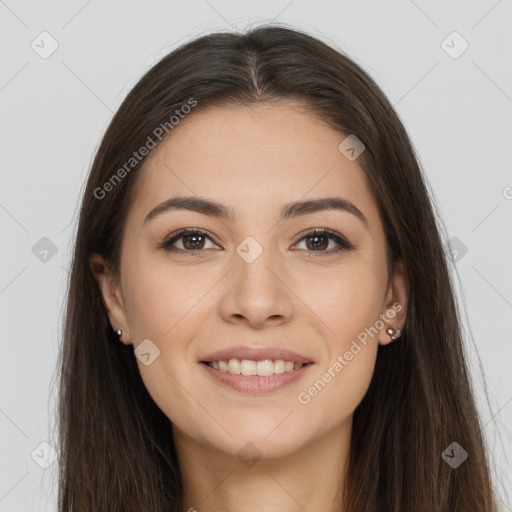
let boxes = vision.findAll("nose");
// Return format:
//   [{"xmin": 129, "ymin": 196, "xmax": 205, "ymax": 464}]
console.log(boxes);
[{"xmin": 218, "ymin": 248, "xmax": 294, "ymax": 329}]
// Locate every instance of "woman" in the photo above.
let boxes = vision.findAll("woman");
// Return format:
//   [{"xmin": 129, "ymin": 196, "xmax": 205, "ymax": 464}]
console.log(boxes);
[{"xmin": 57, "ymin": 25, "xmax": 497, "ymax": 511}]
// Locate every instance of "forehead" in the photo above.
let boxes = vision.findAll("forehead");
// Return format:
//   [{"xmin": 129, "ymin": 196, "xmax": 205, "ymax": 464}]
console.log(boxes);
[{"xmin": 125, "ymin": 102, "xmax": 379, "ymax": 229}]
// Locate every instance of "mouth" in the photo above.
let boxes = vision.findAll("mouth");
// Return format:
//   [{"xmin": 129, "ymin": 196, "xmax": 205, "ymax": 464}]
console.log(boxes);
[{"xmin": 198, "ymin": 346, "xmax": 314, "ymax": 394}]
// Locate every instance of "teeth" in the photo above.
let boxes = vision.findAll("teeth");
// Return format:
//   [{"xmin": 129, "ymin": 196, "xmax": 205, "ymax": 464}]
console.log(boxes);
[
  {"xmin": 228, "ymin": 358, "xmax": 241, "ymax": 374},
  {"xmin": 274, "ymin": 359, "xmax": 285, "ymax": 374},
  {"xmin": 257, "ymin": 360, "xmax": 274, "ymax": 376},
  {"xmin": 206, "ymin": 358, "xmax": 308, "ymax": 376},
  {"xmin": 240, "ymin": 359, "xmax": 257, "ymax": 376}
]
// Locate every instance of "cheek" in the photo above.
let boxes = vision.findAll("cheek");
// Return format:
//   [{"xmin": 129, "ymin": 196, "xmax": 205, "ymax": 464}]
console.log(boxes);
[
  {"xmin": 122, "ymin": 255, "xmax": 205, "ymax": 342},
  {"xmin": 304, "ymin": 263, "xmax": 385, "ymax": 343}
]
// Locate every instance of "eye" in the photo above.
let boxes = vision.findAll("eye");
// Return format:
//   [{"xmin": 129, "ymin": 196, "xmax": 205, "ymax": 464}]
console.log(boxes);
[
  {"xmin": 159, "ymin": 228, "xmax": 219, "ymax": 253},
  {"xmin": 292, "ymin": 228, "xmax": 354, "ymax": 255}
]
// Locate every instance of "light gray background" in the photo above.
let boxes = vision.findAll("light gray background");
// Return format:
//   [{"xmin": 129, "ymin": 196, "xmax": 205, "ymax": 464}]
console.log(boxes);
[{"xmin": 1, "ymin": 1, "xmax": 511, "ymax": 510}]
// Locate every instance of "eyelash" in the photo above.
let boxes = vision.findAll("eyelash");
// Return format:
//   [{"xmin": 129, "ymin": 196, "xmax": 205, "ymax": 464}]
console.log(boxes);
[{"xmin": 158, "ymin": 228, "xmax": 355, "ymax": 257}]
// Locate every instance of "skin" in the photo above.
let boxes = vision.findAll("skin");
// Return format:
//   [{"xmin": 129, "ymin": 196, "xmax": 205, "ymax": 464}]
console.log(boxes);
[{"xmin": 90, "ymin": 102, "xmax": 408, "ymax": 512}]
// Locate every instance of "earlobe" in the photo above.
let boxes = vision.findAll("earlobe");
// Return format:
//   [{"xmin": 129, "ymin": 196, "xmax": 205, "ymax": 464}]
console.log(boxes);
[
  {"xmin": 378, "ymin": 259, "xmax": 409, "ymax": 346},
  {"xmin": 89, "ymin": 253, "xmax": 131, "ymax": 345}
]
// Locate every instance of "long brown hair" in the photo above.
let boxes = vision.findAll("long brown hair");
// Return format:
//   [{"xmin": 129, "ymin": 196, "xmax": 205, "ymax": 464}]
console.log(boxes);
[{"xmin": 56, "ymin": 24, "xmax": 497, "ymax": 510}]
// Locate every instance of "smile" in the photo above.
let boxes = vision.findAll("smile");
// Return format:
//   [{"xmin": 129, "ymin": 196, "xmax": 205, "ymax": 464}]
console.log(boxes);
[{"xmin": 203, "ymin": 359, "xmax": 311, "ymax": 376}]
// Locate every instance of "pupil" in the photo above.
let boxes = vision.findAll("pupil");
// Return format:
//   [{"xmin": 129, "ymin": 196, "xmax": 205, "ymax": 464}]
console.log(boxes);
[
  {"xmin": 185, "ymin": 234, "xmax": 204, "ymax": 250},
  {"xmin": 308, "ymin": 235, "xmax": 327, "ymax": 250}
]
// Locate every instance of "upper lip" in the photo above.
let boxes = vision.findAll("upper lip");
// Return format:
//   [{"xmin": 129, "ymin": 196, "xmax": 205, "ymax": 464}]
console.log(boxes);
[{"xmin": 200, "ymin": 346, "xmax": 313, "ymax": 365}]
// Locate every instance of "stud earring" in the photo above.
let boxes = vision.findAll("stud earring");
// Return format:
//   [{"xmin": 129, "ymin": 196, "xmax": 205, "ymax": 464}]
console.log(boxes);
[
  {"xmin": 386, "ymin": 327, "xmax": 402, "ymax": 340},
  {"xmin": 116, "ymin": 329, "xmax": 122, "ymax": 337}
]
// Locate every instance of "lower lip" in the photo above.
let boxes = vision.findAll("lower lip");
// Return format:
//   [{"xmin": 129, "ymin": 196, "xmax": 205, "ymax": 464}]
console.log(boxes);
[{"xmin": 200, "ymin": 362, "xmax": 313, "ymax": 395}]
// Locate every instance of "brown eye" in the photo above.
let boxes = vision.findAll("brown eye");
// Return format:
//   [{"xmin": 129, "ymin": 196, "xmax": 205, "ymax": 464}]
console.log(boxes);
[
  {"xmin": 180, "ymin": 233, "xmax": 206, "ymax": 250},
  {"xmin": 293, "ymin": 229, "xmax": 353, "ymax": 254},
  {"xmin": 303, "ymin": 233, "xmax": 329, "ymax": 251},
  {"xmin": 160, "ymin": 229, "xmax": 219, "ymax": 253}
]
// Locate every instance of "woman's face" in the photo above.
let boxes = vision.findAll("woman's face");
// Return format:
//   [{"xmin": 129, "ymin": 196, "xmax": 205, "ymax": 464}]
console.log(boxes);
[{"xmin": 91, "ymin": 102, "xmax": 407, "ymax": 459}]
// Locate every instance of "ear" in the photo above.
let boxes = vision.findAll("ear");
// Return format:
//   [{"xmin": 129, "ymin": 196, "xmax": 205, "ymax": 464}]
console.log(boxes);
[
  {"xmin": 89, "ymin": 253, "xmax": 132, "ymax": 345},
  {"xmin": 378, "ymin": 259, "xmax": 408, "ymax": 346}
]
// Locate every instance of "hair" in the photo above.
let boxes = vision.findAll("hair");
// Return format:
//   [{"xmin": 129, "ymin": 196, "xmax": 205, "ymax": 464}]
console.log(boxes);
[{"xmin": 56, "ymin": 24, "xmax": 497, "ymax": 511}]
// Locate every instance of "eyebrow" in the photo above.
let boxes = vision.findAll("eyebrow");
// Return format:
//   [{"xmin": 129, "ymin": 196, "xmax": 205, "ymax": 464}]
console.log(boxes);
[{"xmin": 144, "ymin": 195, "xmax": 370, "ymax": 230}]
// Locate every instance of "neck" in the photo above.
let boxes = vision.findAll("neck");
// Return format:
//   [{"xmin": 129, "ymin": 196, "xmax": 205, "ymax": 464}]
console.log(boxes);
[{"xmin": 173, "ymin": 420, "xmax": 351, "ymax": 512}]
